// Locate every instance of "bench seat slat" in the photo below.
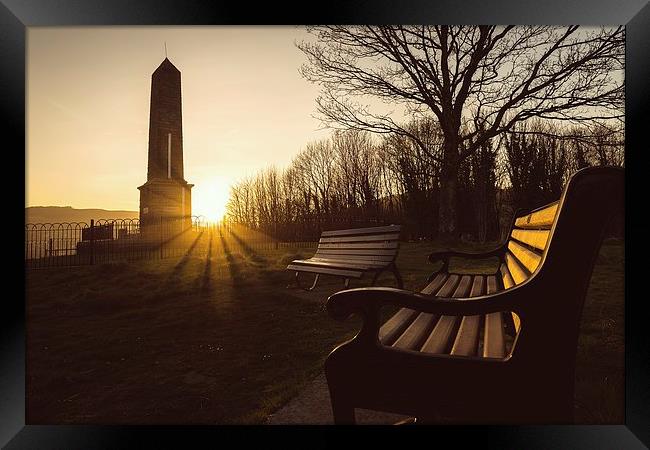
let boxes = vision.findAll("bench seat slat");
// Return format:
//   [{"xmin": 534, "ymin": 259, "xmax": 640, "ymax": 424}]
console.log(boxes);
[
  {"xmin": 313, "ymin": 253, "xmax": 395, "ymax": 262},
  {"xmin": 450, "ymin": 275, "xmax": 484, "ymax": 356},
  {"xmin": 308, "ymin": 257, "xmax": 388, "ymax": 268},
  {"xmin": 391, "ymin": 274, "xmax": 458, "ymax": 351},
  {"xmin": 392, "ymin": 312, "xmax": 438, "ymax": 351},
  {"xmin": 500, "ymin": 263, "xmax": 515, "ymax": 290},
  {"xmin": 486, "ymin": 274, "xmax": 498, "ymax": 294},
  {"xmin": 319, "ymin": 234, "xmax": 400, "ymax": 244},
  {"xmin": 318, "ymin": 241, "xmax": 399, "ymax": 250},
  {"xmin": 419, "ymin": 275, "xmax": 471, "ymax": 354},
  {"xmin": 286, "ymin": 264, "xmax": 363, "ymax": 278},
  {"xmin": 420, "ymin": 272, "xmax": 451, "ymax": 295},
  {"xmin": 320, "ymin": 225, "xmax": 401, "ymax": 237},
  {"xmin": 290, "ymin": 259, "xmax": 386, "ymax": 271},
  {"xmin": 379, "ymin": 308, "xmax": 420, "ymax": 345},
  {"xmin": 483, "ymin": 275, "xmax": 506, "ymax": 358},
  {"xmin": 381, "ymin": 273, "xmax": 449, "ymax": 345},
  {"xmin": 315, "ymin": 248, "xmax": 398, "ymax": 256},
  {"xmin": 433, "ymin": 273, "xmax": 461, "ymax": 297},
  {"xmin": 500, "ymin": 263, "xmax": 521, "ymax": 333}
]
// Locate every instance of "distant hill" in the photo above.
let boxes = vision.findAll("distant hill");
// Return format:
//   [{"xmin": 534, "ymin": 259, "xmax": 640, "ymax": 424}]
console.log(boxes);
[{"xmin": 26, "ymin": 206, "xmax": 139, "ymax": 224}]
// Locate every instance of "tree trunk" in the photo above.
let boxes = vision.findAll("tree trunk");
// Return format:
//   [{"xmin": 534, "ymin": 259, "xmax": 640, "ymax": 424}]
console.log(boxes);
[
  {"xmin": 438, "ymin": 171, "xmax": 458, "ymax": 241},
  {"xmin": 438, "ymin": 134, "xmax": 460, "ymax": 241}
]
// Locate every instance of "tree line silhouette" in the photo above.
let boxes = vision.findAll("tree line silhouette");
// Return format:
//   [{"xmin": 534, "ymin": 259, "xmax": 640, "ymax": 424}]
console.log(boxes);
[{"xmin": 225, "ymin": 119, "xmax": 623, "ymax": 243}]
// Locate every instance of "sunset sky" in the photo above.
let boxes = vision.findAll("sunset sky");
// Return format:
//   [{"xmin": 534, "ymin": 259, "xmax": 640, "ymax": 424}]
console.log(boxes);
[
  {"xmin": 27, "ymin": 26, "xmax": 340, "ymax": 220},
  {"xmin": 26, "ymin": 26, "xmax": 619, "ymax": 222}
]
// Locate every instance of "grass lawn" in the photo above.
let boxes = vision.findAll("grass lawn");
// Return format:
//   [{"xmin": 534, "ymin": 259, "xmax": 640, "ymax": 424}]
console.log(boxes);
[{"xmin": 25, "ymin": 232, "xmax": 623, "ymax": 424}]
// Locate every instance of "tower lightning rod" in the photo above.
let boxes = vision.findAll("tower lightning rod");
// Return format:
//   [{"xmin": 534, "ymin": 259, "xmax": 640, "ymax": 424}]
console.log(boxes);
[{"xmin": 164, "ymin": 42, "xmax": 167, "ymax": 58}]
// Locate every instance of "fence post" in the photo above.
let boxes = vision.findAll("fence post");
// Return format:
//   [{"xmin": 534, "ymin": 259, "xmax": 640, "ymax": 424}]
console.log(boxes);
[
  {"xmin": 160, "ymin": 216, "xmax": 164, "ymax": 259},
  {"xmin": 89, "ymin": 219, "xmax": 95, "ymax": 265}
]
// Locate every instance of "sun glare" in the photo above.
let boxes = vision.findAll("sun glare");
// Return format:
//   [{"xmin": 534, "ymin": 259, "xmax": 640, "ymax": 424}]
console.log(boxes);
[{"xmin": 192, "ymin": 176, "xmax": 230, "ymax": 223}]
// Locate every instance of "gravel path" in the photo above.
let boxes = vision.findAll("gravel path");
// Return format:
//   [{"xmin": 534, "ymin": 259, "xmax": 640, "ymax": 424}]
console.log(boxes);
[{"xmin": 266, "ymin": 372, "xmax": 411, "ymax": 425}]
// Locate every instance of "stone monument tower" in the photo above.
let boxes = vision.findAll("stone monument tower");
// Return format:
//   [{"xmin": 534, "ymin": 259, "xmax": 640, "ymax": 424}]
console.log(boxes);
[{"xmin": 137, "ymin": 57, "xmax": 193, "ymax": 230}]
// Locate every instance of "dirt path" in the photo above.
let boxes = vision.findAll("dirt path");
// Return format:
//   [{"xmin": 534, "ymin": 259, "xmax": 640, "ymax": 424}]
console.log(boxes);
[{"xmin": 266, "ymin": 372, "xmax": 410, "ymax": 425}]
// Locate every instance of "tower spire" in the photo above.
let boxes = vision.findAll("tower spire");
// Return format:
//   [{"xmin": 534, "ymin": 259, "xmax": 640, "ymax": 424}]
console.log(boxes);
[
  {"xmin": 138, "ymin": 56, "xmax": 193, "ymax": 229},
  {"xmin": 164, "ymin": 41, "xmax": 168, "ymax": 58}
]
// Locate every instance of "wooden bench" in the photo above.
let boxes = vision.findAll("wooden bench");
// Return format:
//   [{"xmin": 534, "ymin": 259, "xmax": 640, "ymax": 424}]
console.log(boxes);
[
  {"xmin": 287, "ymin": 225, "xmax": 403, "ymax": 291},
  {"xmin": 324, "ymin": 166, "xmax": 624, "ymax": 424}
]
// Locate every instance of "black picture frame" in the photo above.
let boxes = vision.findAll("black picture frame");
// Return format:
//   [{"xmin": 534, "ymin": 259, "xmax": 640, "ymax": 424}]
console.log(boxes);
[{"xmin": 4, "ymin": 0, "xmax": 648, "ymax": 447}]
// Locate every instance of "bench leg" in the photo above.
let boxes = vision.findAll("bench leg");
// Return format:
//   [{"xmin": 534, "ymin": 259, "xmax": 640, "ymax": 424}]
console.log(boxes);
[
  {"xmin": 288, "ymin": 271, "xmax": 302, "ymax": 289},
  {"xmin": 330, "ymin": 392, "xmax": 356, "ymax": 425},
  {"xmin": 371, "ymin": 266, "xmax": 403, "ymax": 289},
  {"xmin": 308, "ymin": 273, "xmax": 320, "ymax": 291},
  {"xmin": 291, "ymin": 272, "xmax": 320, "ymax": 291},
  {"xmin": 287, "ymin": 271, "xmax": 299, "ymax": 289}
]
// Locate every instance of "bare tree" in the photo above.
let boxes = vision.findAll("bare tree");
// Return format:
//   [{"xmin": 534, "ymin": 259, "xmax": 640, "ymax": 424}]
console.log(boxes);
[
  {"xmin": 503, "ymin": 121, "xmax": 571, "ymax": 211},
  {"xmin": 226, "ymin": 177, "xmax": 255, "ymax": 227},
  {"xmin": 298, "ymin": 25, "xmax": 624, "ymax": 237},
  {"xmin": 331, "ymin": 129, "xmax": 381, "ymax": 217},
  {"xmin": 381, "ymin": 120, "xmax": 442, "ymax": 239},
  {"xmin": 293, "ymin": 140, "xmax": 336, "ymax": 219},
  {"xmin": 467, "ymin": 135, "xmax": 500, "ymax": 242}
]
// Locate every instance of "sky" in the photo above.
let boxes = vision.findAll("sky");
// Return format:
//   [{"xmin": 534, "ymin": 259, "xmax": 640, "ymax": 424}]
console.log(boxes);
[
  {"xmin": 26, "ymin": 26, "xmax": 335, "ymax": 220},
  {"xmin": 26, "ymin": 26, "xmax": 621, "ymax": 222}
]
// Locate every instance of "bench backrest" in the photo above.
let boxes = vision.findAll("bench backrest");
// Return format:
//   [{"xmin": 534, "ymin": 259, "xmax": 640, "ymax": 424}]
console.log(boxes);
[
  {"xmin": 500, "ymin": 166, "xmax": 623, "ymax": 378},
  {"xmin": 313, "ymin": 225, "xmax": 401, "ymax": 265},
  {"xmin": 501, "ymin": 201, "xmax": 560, "ymax": 331}
]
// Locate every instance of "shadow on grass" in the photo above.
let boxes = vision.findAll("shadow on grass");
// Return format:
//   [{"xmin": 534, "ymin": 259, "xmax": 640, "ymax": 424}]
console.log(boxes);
[
  {"xmin": 199, "ymin": 232, "xmax": 213, "ymax": 296},
  {"xmin": 227, "ymin": 229, "xmax": 289, "ymax": 287},
  {"xmin": 220, "ymin": 231, "xmax": 245, "ymax": 287},
  {"xmin": 165, "ymin": 231, "xmax": 204, "ymax": 288},
  {"xmin": 229, "ymin": 230, "xmax": 268, "ymax": 265}
]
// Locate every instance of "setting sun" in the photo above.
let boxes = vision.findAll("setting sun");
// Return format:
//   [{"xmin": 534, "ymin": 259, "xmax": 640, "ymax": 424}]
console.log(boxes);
[{"xmin": 191, "ymin": 175, "xmax": 230, "ymax": 223}]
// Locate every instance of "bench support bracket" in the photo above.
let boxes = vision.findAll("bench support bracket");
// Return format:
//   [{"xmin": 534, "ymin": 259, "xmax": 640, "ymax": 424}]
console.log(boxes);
[
  {"xmin": 291, "ymin": 271, "xmax": 321, "ymax": 291},
  {"xmin": 371, "ymin": 264, "xmax": 404, "ymax": 289}
]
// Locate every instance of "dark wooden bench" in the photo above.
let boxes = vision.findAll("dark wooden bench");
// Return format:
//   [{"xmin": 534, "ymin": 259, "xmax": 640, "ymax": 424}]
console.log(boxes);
[
  {"xmin": 324, "ymin": 166, "xmax": 624, "ymax": 424},
  {"xmin": 287, "ymin": 225, "xmax": 403, "ymax": 291}
]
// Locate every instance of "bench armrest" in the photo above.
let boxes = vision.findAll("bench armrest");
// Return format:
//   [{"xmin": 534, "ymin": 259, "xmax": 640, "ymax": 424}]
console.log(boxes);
[{"xmin": 326, "ymin": 286, "xmax": 527, "ymax": 343}]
